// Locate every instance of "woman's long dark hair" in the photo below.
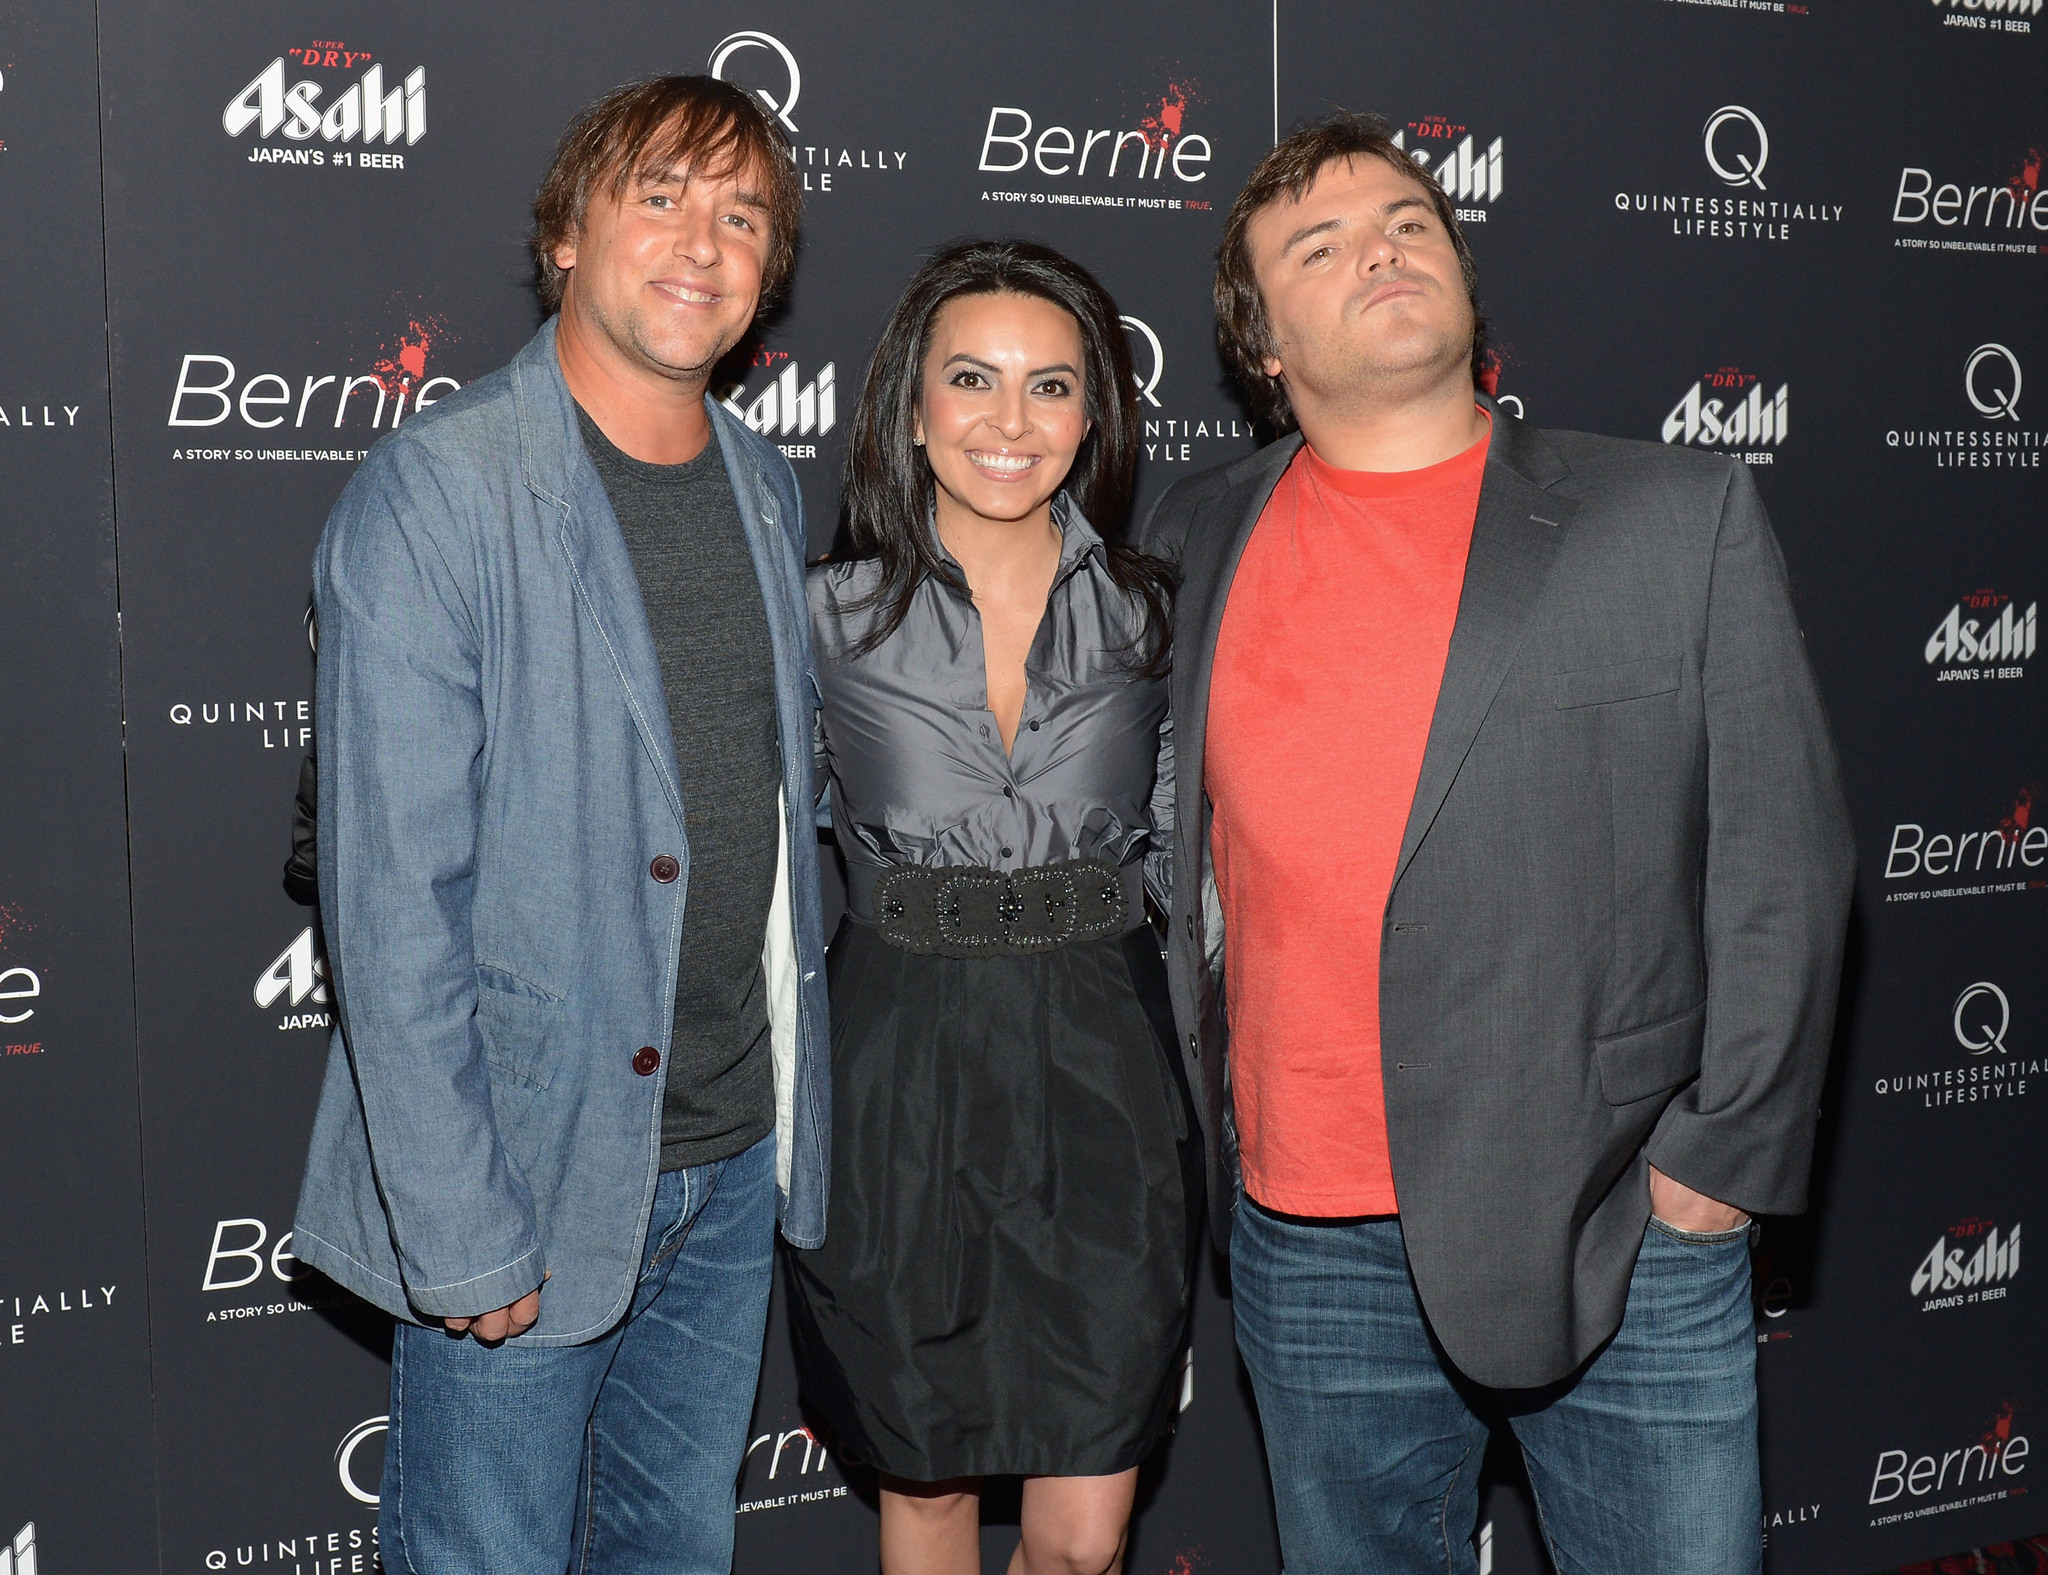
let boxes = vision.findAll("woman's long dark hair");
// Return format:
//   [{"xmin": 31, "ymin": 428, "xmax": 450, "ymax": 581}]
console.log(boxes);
[{"xmin": 839, "ymin": 238, "xmax": 1175, "ymax": 675}]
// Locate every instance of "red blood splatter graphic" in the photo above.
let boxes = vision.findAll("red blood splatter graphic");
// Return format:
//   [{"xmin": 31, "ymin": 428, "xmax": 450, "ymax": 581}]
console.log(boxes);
[
  {"xmin": 1140, "ymin": 81, "xmax": 1202, "ymax": 150},
  {"xmin": 369, "ymin": 315, "xmax": 452, "ymax": 397},
  {"xmin": 2010, "ymin": 148, "xmax": 2042, "ymax": 202},
  {"xmin": 0, "ymin": 903, "xmax": 35, "ymax": 950},
  {"xmin": 1164, "ymin": 1550, "xmax": 1205, "ymax": 1575},
  {"xmin": 1996, "ymin": 784, "xmax": 2037, "ymax": 848},
  {"xmin": 1982, "ymin": 1399, "xmax": 2020, "ymax": 1449}
]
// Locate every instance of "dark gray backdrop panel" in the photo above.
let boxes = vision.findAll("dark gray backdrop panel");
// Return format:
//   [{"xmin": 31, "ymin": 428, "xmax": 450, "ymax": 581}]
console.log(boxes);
[
  {"xmin": 1278, "ymin": 3, "xmax": 2048, "ymax": 1572},
  {"xmin": 0, "ymin": 6, "xmax": 156, "ymax": 1572}
]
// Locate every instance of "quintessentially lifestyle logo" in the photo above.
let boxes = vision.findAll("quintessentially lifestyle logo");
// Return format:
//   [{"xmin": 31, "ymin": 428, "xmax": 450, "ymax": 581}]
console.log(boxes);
[
  {"xmin": 1868, "ymin": 1404, "xmax": 2029, "ymax": 1526},
  {"xmin": 1955, "ymin": 981, "xmax": 2011, "ymax": 1056},
  {"xmin": 1913, "ymin": 1215, "xmax": 2021, "ymax": 1310},
  {"xmin": 978, "ymin": 82, "xmax": 1216, "ymax": 215},
  {"xmin": 256, "ymin": 927, "xmax": 331, "ymax": 1030},
  {"xmin": 1391, "ymin": 117, "xmax": 1503, "ymax": 222},
  {"xmin": 717, "ymin": 345, "xmax": 835, "ymax": 462},
  {"xmin": 709, "ymin": 31, "xmax": 907, "ymax": 194},
  {"xmin": 1660, "ymin": 367, "xmax": 1788, "ymax": 463},
  {"xmin": 1892, "ymin": 145, "xmax": 2048, "ymax": 253},
  {"xmin": 1615, "ymin": 104, "xmax": 1844, "ymax": 241},
  {"xmin": 1926, "ymin": 588, "xmax": 2036, "ymax": 681},
  {"xmin": 224, "ymin": 44, "xmax": 424, "ymax": 170},
  {"xmin": 1, "ymin": 1282, "xmax": 121, "ymax": 1349},
  {"xmin": 1117, "ymin": 313, "xmax": 1256, "ymax": 469},
  {"xmin": 1704, "ymin": 105, "xmax": 1769, "ymax": 188},
  {"xmin": 337, "ymin": 1417, "xmax": 388, "ymax": 1505},
  {"xmin": 165, "ymin": 315, "xmax": 462, "ymax": 461},
  {"xmin": 1871, "ymin": 975, "xmax": 2042, "ymax": 1106},
  {"xmin": 0, "ymin": 401, "xmax": 84, "ymax": 434},
  {"xmin": 1883, "ymin": 342, "xmax": 2046, "ymax": 466},
  {"xmin": 1, "ymin": 1523, "xmax": 34, "ymax": 1575}
]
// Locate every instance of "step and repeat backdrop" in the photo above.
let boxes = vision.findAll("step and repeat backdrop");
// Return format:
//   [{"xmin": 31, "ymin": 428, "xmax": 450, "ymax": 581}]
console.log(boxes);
[{"xmin": 2, "ymin": 2, "xmax": 2044, "ymax": 1573}]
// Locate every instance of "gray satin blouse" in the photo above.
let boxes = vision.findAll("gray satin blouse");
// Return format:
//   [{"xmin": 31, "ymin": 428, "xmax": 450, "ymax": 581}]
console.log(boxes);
[{"xmin": 809, "ymin": 497, "xmax": 1173, "ymax": 924}]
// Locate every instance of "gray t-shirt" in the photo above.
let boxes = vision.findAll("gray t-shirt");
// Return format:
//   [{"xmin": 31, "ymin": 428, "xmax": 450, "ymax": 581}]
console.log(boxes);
[{"xmin": 576, "ymin": 405, "xmax": 779, "ymax": 1172}]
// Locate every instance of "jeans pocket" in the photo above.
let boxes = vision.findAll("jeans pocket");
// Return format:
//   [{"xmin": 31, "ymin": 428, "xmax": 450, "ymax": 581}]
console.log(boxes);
[{"xmin": 1649, "ymin": 1215, "xmax": 1756, "ymax": 1246}]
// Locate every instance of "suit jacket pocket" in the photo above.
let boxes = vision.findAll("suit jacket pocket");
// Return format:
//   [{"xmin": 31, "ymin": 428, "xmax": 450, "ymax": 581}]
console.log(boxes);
[
  {"xmin": 1593, "ymin": 1000, "xmax": 1704, "ymax": 1105},
  {"xmin": 476, "ymin": 965, "xmax": 563, "ymax": 1091},
  {"xmin": 1553, "ymin": 655, "xmax": 1681, "ymax": 710}
]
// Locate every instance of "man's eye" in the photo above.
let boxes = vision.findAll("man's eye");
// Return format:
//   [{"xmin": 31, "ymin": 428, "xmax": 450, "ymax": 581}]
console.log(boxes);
[
  {"xmin": 723, "ymin": 213, "xmax": 753, "ymax": 230},
  {"xmin": 645, "ymin": 194, "xmax": 672, "ymax": 209},
  {"xmin": 1394, "ymin": 221, "xmax": 1425, "ymax": 235},
  {"xmin": 1305, "ymin": 245, "xmax": 1333, "ymax": 264}
]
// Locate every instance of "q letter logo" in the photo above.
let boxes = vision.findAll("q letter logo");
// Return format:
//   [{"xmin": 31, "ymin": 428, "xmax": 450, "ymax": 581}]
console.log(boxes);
[
  {"xmin": 1703, "ymin": 106, "xmax": 1769, "ymax": 190},
  {"xmin": 1954, "ymin": 982, "xmax": 2010, "ymax": 1056},
  {"xmin": 1121, "ymin": 316, "xmax": 1164, "ymax": 408},
  {"xmin": 1966, "ymin": 344, "xmax": 2022, "ymax": 423},
  {"xmin": 337, "ymin": 1416, "xmax": 389, "ymax": 1505},
  {"xmin": 709, "ymin": 31, "xmax": 800, "ymax": 133}
]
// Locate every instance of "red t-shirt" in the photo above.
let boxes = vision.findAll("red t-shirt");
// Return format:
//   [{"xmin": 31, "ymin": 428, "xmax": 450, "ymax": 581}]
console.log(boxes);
[{"xmin": 1207, "ymin": 421, "xmax": 1489, "ymax": 1216}]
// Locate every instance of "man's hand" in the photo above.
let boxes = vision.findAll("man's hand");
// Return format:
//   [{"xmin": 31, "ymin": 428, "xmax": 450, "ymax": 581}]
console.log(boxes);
[
  {"xmin": 443, "ymin": 1274, "xmax": 545, "ymax": 1343},
  {"xmin": 1649, "ymin": 1165, "xmax": 1748, "ymax": 1235}
]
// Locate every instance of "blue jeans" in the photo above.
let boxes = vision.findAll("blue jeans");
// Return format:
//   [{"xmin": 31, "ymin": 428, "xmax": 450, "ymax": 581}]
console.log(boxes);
[
  {"xmin": 1231, "ymin": 1201, "xmax": 1760, "ymax": 1575},
  {"xmin": 379, "ymin": 1133, "xmax": 776, "ymax": 1575}
]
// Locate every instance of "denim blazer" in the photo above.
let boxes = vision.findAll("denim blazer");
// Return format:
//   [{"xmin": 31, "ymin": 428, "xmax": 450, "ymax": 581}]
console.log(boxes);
[{"xmin": 293, "ymin": 319, "xmax": 830, "ymax": 1344}]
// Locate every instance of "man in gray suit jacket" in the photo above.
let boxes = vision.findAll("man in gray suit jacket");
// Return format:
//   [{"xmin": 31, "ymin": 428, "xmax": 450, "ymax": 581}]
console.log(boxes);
[{"xmin": 1141, "ymin": 113, "xmax": 1853, "ymax": 1574}]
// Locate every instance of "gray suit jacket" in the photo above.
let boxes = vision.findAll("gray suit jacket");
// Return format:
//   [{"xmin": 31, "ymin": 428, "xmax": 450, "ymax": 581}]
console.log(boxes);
[{"xmin": 1140, "ymin": 401, "xmax": 1854, "ymax": 1389}]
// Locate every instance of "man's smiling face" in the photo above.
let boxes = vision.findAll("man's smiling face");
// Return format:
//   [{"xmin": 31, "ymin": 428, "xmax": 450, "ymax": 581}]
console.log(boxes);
[
  {"xmin": 552, "ymin": 149, "xmax": 773, "ymax": 384},
  {"xmin": 1246, "ymin": 153, "xmax": 1476, "ymax": 411}
]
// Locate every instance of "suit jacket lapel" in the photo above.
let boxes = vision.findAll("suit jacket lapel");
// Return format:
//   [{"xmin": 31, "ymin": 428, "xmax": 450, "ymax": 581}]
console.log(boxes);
[{"xmin": 1393, "ymin": 417, "xmax": 1578, "ymax": 888}]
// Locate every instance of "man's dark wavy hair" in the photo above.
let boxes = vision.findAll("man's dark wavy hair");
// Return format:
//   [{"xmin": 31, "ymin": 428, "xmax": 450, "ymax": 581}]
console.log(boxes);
[
  {"xmin": 838, "ymin": 238, "xmax": 1174, "ymax": 676},
  {"xmin": 1216, "ymin": 110, "xmax": 1486, "ymax": 428}
]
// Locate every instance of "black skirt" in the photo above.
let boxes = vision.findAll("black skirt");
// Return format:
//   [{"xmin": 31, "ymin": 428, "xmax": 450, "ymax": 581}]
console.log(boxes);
[{"xmin": 789, "ymin": 916, "xmax": 1202, "ymax": 1482}]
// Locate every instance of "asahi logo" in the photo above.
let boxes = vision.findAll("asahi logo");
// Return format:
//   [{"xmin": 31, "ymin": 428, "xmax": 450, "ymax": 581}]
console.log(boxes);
[
  {"xmin": 1912, "ymin": 1215, "xmax": 2020, "ymax": 1309},
  {"xmin": 0, "ymin": 1522, "xmax": 35, "ymax": 1575},
  {"xmin": 717, "ymin": 347, "xmax": 835, "ymax": 461},
  {"xmin": 1926, "ymin": 588, "xmax": 2035, "ymax": 680},
  {"xmin": 1392, "ymin": 117, "xmax": 1503, "ymax": 222},
  {"xmin": 1883, "ymin": 342, "xmax": 2045, "ymax": 467},
  {"xmin": 1927, "ymin": 0, "xmax": 2040, "ymax": 34},
  {"xmin": 1120, "ymin": 313, "xmax": 1256, "ymax": 469},
  {"xmin": 1661, "ymin": 367, "xmax": 1787, "ymax": 463},
  {"xmin": 1868, "ymin": 1404, "xmax": 2029, "ymax": 1524},
  {"xmin": 1614, "ymin": 103, "xmax": 1843, "ymax": 241},
  {"xmin": 709, "ymin": 31, "xmax": 906, "ymax": 195},
  {"xmin": 256, "ymin": 927, "xmax": 331, "ymax": 1030},
  {"xmin": 1892, "ymin": 147, "xmax": 2048, "ymax": 251},
  {"xmin": 337, "ymin": 1417, "xmax": 388, "ymax": 1505},
  {"xmin": 224, "ymin": 45, "xmax": 424, "ymax": 171}
]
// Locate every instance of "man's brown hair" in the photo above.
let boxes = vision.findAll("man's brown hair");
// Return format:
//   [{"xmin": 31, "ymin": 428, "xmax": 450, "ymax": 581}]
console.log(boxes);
[
  {"xmin": 1216, "ymin": 111, "xmax": 1485, "ymax": 428},
  {"xmin": 531, "ymin": 76, "xmax": 802, "ymax": 314}
]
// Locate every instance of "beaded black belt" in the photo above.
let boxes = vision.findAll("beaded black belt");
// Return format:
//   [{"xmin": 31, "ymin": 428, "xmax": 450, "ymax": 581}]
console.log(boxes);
[{"xmin": 871, "ymin": 857, "xmax": 1131, "ymax": 958}]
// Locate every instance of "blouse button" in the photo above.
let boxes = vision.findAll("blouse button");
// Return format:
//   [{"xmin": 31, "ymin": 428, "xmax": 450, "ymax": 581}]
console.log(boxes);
[
  {"xmin": 1028, "ymin": 720, "xmax": 1040, "ymax": 731},
  {"xmin": 1001, "ymin": 846, "xmax": 1013, "ymax": 859},
  {"xmin": 1002, "ymin": 786, "xmax": 1014, "ymax": 799}
]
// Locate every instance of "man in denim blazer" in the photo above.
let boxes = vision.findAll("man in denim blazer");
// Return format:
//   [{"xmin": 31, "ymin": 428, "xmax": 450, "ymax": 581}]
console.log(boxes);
[{"xmin": 292, "ymin": 79, "xmax": 827, "ymax": 1573}]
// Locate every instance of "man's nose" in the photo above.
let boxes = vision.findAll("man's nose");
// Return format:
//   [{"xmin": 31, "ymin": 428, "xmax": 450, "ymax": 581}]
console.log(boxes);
[{"xmin": 673, "ymin": 203, "xmax": 723, "ymax": 266}]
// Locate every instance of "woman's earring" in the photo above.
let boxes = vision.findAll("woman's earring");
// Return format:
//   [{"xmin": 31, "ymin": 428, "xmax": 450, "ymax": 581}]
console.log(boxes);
[{"xmin": 912, "ymin": 435, "xmax": 925, "ymax": 446}]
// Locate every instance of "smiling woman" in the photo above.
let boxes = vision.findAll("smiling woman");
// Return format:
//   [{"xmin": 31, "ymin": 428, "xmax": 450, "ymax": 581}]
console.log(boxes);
[{"xmin": 791, "ymin": 239, "xmax": 1192, "ymax": 1575}]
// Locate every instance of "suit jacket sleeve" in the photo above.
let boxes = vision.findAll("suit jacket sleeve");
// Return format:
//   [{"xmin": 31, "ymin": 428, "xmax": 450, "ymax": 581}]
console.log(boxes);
[
  {"xmin": 1645, "ymin": 461, "xmax": 1855, "ymax": 1216},
  {"xmin": 315, "ymin": 440, "xmax": 544, "ymax": 1319}
]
